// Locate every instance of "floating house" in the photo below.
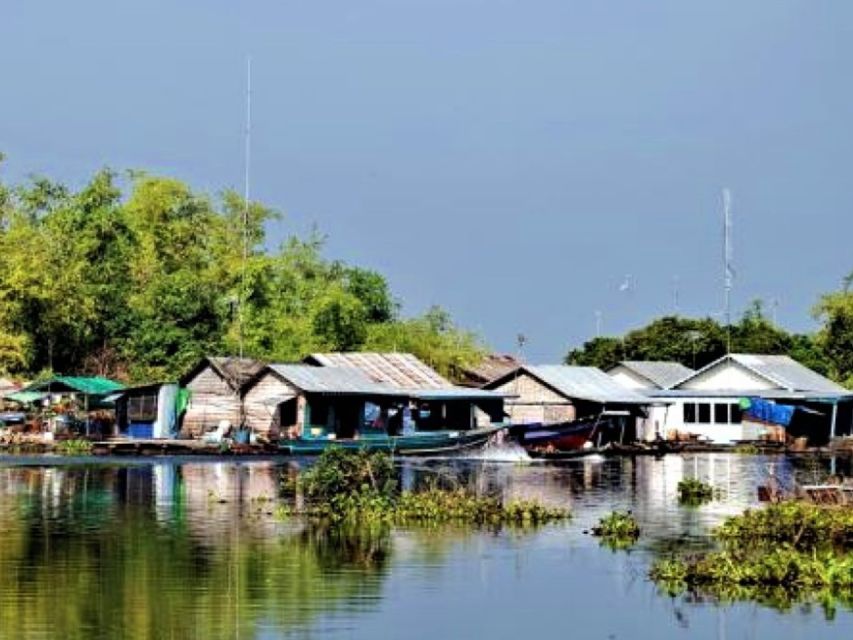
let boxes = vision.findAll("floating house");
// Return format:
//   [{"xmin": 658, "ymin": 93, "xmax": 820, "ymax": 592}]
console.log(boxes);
[
  {"xmin": 642, "ymin": 354, "xmax": 853, "ymax": 444},
  {"xmin": 242, "ymin": 363, "xmax": 506, "ymax": 441},
  {"xmin": 483, "ymin": 365, "xmax": 650, "ymax": 431},
  {"xmin": 304, "ymin": 352, "xmax": 506, "ymax": 430},
  {"xmin": 607, "ymin": 361, "xmax": 694, "ymax": 391},
  {"xmin": 179, "ymin": 357, "xmax": 264, "ymax": 437},
  {"xmin": 113, "ymin": 383, "xmax": 180, "ymax": 439}
]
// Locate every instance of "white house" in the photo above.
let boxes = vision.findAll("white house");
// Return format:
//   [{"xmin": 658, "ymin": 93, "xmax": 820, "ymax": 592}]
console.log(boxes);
[
  {"xmin": 608, "ymin": 361, "xmax": 694, "ymax": 391},
  {"xmin": 641, "ymin": 354, "xmax": 852, "ymax": 444}
]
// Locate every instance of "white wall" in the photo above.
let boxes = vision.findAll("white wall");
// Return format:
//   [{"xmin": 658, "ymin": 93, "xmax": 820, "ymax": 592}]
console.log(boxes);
[
  {"xmin": 678, "ymin": 360, "xmax": 777, "ymax": 392},
  {"xmin": 646, "ymin": 397, "xmax": 747, "ymax": 443},
  {"xmin": 608, "ymin": 366, "xmax": 656, "ymax": 390}
]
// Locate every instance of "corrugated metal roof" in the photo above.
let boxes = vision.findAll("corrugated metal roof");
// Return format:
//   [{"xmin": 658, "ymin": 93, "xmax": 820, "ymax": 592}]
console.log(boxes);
[
  {"xmin": 458, "ymin": 354, "xmax": 521, "ymax": 387},
  {"xmin": 615, "ymin": 361, "xmax": 694, "ymax": 389},
  {"xmin": 523, "ymin": 365, "xmax": 650, "ymax": 404},
  {"xmin": 672, "ymin": 354, "xmax": 847, "ymax": 393},
  {"xmin": 411, "ymin": 388, "xmax": 511, "ymax": 401},
  {"xmin": 269, "ymin": 365, "xmax": 409, "ymax": 396},
  {"xmin": 306, "ymin": 353, "xmax": 452, "ymax": 389}
]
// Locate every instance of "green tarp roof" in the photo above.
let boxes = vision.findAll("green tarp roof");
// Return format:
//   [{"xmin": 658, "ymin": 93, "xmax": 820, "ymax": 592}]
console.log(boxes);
[
  {"xmin": 4, "ymin": 391, "xmax": 48, "ymax": 404},
  {"xmin": 23, "ymin": 376, "xmax": 124, "ymax": 396}
]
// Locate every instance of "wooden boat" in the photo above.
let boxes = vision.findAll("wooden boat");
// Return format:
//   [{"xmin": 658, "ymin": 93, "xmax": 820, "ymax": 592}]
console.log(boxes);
[
  {"xmin": 526, "ymin": 440, "xmax": 685, "ymax": 460},
  {"xmin": 509, "ymin": 415, "xmax": 607, "ymax": 452},
  {"xmin": 278, "ymin": 424, "xmax": 507, "ymax": 456}
]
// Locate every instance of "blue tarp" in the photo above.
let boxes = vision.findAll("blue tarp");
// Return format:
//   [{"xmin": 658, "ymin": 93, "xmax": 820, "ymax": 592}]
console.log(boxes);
[{"xmin": 742, "ymin": 397, "xmax": 795, "ymax": 427}]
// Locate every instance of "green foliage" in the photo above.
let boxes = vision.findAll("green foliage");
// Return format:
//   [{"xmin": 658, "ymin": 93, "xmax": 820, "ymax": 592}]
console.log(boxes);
[
  {"xmin": 814, "ymin": 287, "xmax": 853, "ymax": 386},
  {"xmin": 365, "ymin": 306, "xmax": 487, "ymax": 380},
  {"xmin": 53, "ymin": 439, "xmax": 93, "ymax": 456},
  {"xmin": 651, "ymin": 502, "xmax": 853, "ymax": 615},
  {"xmin": 591, "ymin": 511, "xmax": 640, "ymax": 549},
  {"xmin": 715, "ymin": 502, "xmax": 853, "ymax": 550},
  {"xmin": 0, "ymin": 165, "xmax": 483, "ymax": 381},
  {"xmin": 291, "ymin": 448, "xmax": 570, "ymax": 526},
  {"xmin": 677, "ymin": 478, "xmax": 716, "ymax": 505},
  {"xmin": 565, "ymin": 306, "xmax": 832, "ymax": 379}
]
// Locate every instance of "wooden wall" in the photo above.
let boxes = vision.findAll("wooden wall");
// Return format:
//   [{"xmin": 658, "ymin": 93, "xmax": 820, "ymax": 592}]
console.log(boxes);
[
  {"xmin": 243, "ymin": 372, "xmax": 300, "ymax": 437},
  {"xmin": 182, "ymin": 366, "xmax": 242, "ymax": 437},
  {"xmin": 491, "ymin": 372, "xmax": 575, "ymax": 425}
]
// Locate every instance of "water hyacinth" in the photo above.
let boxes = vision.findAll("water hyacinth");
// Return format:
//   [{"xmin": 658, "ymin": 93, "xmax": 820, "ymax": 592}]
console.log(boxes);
[
  {"xmin": 591, "ymin": 511, "xmax": 640, "ymax": 549},
  {"xmin": 288, "ymin": 448, "xmax": 570, "ymax": 526},
  {"xmin": 677, "ymin": 478, "xmax": 715, "ymax": 505}
]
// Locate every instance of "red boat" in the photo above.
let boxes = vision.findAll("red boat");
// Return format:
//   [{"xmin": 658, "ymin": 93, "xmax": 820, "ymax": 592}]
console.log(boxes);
[{"xmin": 509, "ymin": 414, "xmax": 613, "ymax": 452}]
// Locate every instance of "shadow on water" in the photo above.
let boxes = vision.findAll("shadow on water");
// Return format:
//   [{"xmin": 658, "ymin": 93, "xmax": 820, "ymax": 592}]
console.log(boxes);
[{"xmin": 0, "ymin": 453, "xmax": 849, "ymax": 638}]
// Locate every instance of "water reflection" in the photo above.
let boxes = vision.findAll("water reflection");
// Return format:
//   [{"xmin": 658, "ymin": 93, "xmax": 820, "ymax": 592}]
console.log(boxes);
[{"xmin": 0, "ymin": 453, "xmax": 848, "ymax": 639}]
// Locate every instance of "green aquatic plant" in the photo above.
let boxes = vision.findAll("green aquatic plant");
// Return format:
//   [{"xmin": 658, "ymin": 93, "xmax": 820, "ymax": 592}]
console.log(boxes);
[
  {"xmin": 650, "ymin": 502, "xmax": 853, "ymax": 615},
  {"xmin": 290, "ymin": 448, "xmax": 570, "ymax": 526},
  {"xmin": 53, "ymin": 439, "xmax": 93, "ymax": 456},
  {"xmin": 677, "ymin": 478, "xmax": 715, "ymax": 505},
  {"xmin": 715, "ymin": 502, "xmax": 853, "ymax": 550},
  {"xmin": 591, "ymin": 511, "xmax": 640, "ymax": 549},
  {"xmin": 733, "ymin": 443, "xmax": 760, "ymax": 455}
]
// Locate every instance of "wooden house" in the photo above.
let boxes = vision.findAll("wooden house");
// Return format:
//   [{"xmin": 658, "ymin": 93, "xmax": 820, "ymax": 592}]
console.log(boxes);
[
  {"xmin": 243, "ymin": 363, "xmax": 508, "ymax": 440},
  {"xmin": 179, "ymin": 357, "xmax": 263, "ymax": 437},
  {"xmin": 484, "ymin": 365, "xmax": 649, "ymax": 426}
]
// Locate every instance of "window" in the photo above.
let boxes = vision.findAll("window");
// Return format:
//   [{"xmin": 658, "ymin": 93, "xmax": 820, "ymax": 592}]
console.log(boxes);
[
  {"xmin": 128, "ymin": 394, "xmax": 157, "ymax": 422},
  {"xmin": 697, "ymin": 403, "xmax": 711, "ymax": 423},
  {"xmin": 730, "ymin": 404, "xmax": 742, "ymax": 424},
  {"xmin": 683, "ymin": 403, "xmax": 696, "ymax": 424},
  {"xmin": 714, "ymin": 403, "xmax": 729, "ymax": 424}
]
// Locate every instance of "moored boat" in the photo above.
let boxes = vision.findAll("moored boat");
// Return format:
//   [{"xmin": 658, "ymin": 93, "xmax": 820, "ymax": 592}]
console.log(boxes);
[
  {"xmin": 279, "ymin": 424, "xmax": 507, "ymax": 456},
  {"xmin": 509, "ymin": 415, "xmax": 608, "ymax": 451}
]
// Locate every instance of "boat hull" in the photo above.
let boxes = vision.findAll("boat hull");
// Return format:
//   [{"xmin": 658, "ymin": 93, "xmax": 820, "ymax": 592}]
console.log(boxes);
[
  {"xmin": 509, "ymin": 417, "xmax": 604, "ymax": 452},
  {"xmin": 278, "ymin": 425, "xmax": 507, "ymax": 456}
]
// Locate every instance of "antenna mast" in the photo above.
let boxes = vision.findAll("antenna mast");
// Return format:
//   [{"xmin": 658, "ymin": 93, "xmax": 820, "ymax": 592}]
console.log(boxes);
[
  {"xmin": 722, "ymin": 188, "xmax": 733, "ymax": 349},
  {"xmin": 239, "ymin": 57, "xmax": 252, "ymax": 358}
]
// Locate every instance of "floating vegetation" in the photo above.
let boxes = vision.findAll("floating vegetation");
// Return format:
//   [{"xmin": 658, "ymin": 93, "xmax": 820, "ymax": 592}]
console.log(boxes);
[
  {"xmin": 677, "ymin": 478, "xmax": 716, "ymax": 505},
  {"xmin": 591, "ymin": 511, "xmax": 640, "ymax": 549},
  {"xmin": 733, "ymin": 443, "xmax": 760, "ymax": 455},
  {"xmin": 715, "ymin": 502, "xmax": 853, "ymax": 549},
  {"xmin": 289, "ymin": 448, "xmax": 569, "ymax": 526},
  {"xmin": 650, "ymin": 501, "xmax": 853, "ymax": 615},
  {"xmin": 54, "ymin": 439, "xmax": 94, "ymax": 456}
]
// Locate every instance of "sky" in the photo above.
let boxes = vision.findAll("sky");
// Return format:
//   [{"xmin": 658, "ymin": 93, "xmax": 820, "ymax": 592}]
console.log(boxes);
[{"xmin": 2, "ymin": 1, "xmax": 852, "ymax": 362}]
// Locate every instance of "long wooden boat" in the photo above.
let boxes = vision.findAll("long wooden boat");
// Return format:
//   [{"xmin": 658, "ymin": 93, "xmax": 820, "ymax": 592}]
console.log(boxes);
[
  {"xmin": 278, "ymin": 424, "xmax": 507, "ymax": 456},
  {"xmin": 509, "ymin": 416, "xmax": 607, "ymax": 452},
  {"xmin": 527, "ymin": 440, "xmax": 685, "ymax": 460}
]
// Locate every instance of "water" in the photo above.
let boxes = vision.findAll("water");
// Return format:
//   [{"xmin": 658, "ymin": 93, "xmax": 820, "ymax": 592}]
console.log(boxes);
[{"xmin": 0, "ymin": 453, "xmax": 849, "ymax": 639}]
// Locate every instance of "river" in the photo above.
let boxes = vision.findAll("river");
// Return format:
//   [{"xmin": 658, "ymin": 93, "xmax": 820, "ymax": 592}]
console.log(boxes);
[{"xmin": 0, "ymin": 452, "xmax": 849, "ymax": 639}]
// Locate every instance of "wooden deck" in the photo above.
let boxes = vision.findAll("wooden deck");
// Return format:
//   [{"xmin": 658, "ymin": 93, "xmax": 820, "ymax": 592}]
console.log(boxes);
[{"xmin": 92, "ymin": 438, "xmax": 275, "ymax": 456}]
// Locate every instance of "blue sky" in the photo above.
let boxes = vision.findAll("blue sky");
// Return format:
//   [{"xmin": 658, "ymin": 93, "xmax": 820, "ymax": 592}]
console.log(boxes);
[{"xmin": 2, "ymin": 1, "xmax": 852, "ymax": 361}]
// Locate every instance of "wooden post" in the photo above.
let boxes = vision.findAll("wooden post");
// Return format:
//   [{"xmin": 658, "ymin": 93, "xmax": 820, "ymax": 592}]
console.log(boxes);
[{"xmin": 830, "ymin": 402, "xmax": 838, "ymax": 441}]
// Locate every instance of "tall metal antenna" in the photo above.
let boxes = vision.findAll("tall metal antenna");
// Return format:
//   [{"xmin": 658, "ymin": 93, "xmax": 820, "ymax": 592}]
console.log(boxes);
[
  {"xmin": 239, "ymin": 56, "xmax": 252, "ymax": 358},
  {"xmin": 722, "ymin": 188, "xmax": 733, "ymax": 344},
  {"xmin": 672, "ymin": 275, "xmax": 680, "ymax": 315}
]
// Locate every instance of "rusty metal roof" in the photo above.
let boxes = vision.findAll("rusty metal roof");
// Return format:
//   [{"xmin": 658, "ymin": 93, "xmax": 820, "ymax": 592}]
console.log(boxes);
[
  {"xmin": 458, "ymin": 354, "xmax": 521, "ymax": 387},
  {"xmin": 305, "ymin": 353, "xmax": 452, "ymax": 390},
  {"xmin": 268, "ymin": 365, "xmax": 408, "ymax": 396}
]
